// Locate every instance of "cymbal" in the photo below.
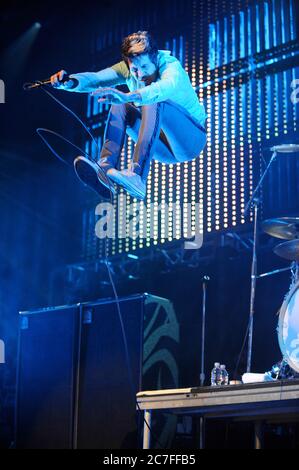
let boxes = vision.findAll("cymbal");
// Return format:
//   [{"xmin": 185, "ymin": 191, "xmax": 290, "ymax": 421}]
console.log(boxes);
[
  {"xmin": 270, "ymin": 144, "xmax": 299, "ymax": 153},
  {"xmin": 274, "ymin": 240, "xmax": 299, "ymax": 261},
  {"xmin": 262, "ymin": 217, "xmax": 299, "ymax": 240}
]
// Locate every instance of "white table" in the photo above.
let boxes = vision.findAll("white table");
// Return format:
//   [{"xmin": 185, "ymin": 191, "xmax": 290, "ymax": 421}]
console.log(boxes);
[{"xmin": 136, "ymin": 380, "xmax": 299, "ymax": 449}]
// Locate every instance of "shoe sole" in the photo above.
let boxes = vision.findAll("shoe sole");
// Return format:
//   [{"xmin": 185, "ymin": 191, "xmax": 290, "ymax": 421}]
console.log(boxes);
[
  {"xmin": 108, "ymin": 172, "xmax": 145, "ymax": 200},
  {"xmin": 74, "ymin": 157, "xmax": 115, "ymax": 199}
]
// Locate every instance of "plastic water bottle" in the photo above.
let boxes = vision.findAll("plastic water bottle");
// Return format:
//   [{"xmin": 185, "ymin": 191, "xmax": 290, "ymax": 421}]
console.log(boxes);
[
  {"xmin": 220, "ymin": 364, "xmax": 229, "ymax": 385},
  {"xmin": 211, "ymin": 362, "xmax": 221, "ymax": 386}
]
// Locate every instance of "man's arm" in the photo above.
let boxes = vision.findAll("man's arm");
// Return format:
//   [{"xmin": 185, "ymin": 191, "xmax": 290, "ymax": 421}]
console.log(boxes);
[{"xmin": 52, "ymin": 61, "xmax": 129, "ymax": 93}]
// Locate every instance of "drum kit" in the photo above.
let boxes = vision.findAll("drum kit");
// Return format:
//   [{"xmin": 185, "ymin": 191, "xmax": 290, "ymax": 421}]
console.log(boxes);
[
  {"xmin": 262, "ymin": 216, "xmax": 299, "ymax": 375},
  {"xmin": 243, "ymin": 143, "xmax": 299, "ymax": 376}
]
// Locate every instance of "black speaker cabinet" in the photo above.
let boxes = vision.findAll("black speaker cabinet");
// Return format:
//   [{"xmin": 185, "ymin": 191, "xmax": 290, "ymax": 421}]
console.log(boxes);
[{"xmin": 16, "ymin": 294, "xmax": 179, "ymax": 449}]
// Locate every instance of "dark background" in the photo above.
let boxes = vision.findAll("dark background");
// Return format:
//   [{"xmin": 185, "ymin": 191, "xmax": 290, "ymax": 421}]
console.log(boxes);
[{"xmin": 0, "ymin": 0, "xmax": 298, "ymax": 448}]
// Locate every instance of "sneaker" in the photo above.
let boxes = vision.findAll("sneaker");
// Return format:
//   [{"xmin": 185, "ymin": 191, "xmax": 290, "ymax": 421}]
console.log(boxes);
[
  {"xmin": 74, "ymin": 156, "xmax": 116, "ymax": 200},
  {"xmin": 108, "ymin": 167, "xmax": 146, "ymax": 200}
]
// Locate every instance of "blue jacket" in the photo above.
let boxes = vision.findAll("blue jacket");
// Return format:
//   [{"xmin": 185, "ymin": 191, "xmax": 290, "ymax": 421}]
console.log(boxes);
[{"xmin": 69, "ymin": 50, "xmax": 206, "ymax": 127}]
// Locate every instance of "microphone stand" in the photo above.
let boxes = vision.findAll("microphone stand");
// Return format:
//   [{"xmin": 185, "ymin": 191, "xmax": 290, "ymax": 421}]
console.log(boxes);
[
  {"xmin": 200, "ymin": 276, "xmax": 209, "ymax": 386},
  {"xmin": 199, "ymin": 275, "xmax": 209, "ymax": 449},
  {"xmin": 243, "ymin": 150, "xmax": 277, "ymax": 373}
]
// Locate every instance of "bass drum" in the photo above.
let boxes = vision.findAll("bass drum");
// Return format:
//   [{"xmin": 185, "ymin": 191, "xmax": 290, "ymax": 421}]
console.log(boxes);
[{"xmin": 278, "ymin": 280, "xmax": 299, "ymax": 373}]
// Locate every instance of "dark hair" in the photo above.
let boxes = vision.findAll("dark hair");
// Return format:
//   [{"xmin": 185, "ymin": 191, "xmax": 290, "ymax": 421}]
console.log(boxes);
[{"xmin": 121, "ymin": 31, "xmax": 158, "ymax": 65}]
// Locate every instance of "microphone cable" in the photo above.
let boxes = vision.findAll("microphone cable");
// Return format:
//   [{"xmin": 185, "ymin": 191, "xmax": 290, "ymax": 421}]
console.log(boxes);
[{"xmin": 24, "ymin": 81, "xmax": 163, "ymax": 449}]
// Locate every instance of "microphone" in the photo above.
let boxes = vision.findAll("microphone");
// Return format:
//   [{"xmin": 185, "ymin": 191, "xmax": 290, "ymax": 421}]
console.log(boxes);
[{"xmin": 23, "ymin": 75, "xmax": 78, "ymax": 91}]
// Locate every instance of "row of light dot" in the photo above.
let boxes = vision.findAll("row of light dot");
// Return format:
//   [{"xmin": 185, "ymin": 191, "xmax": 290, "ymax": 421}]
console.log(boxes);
[
  {"xmin": 172, "ymin": 36, "xmax": 183, "ymax": 241},
  {"xmin": 221, "ymin": 0, "xmax": 229, "ymax": 230},
  {"xmin": 153, "ymin": 158, "xmax": 159, "ymax": 245},
  {"xmin": 272, "ymin": 0, "xmax": 280, "ymax": 139},
  {"xmin": 281, "ymin": 0, "xmax": 293, "ymax": 136},
  {"xmin": 160, "ymin": 154, "xmax": 167, "ymax": 244},
  {"xmin": 146, "ymin": 147, "xmax": 152, "ymax": 248},
  {"xmin": 222, "ymin": 96, "xmax": 230, "ymax": 229},
  {"xmin": 170, "ymin": 38, "xmax": 182, "ymax": 242},
  {"xmin": 265, "ymin": 1, "xmax": 273, "ymax": 141},
  {"xmin": 125, "ymin": 140, "xmax": 132, "ymax": 253},
  {"xmin": 214, "ymin": 0, "xmax": 221, "ymax": 231},
  {"xmin": 130, "ymin": 137, "xmax": 139, "ymax": 251},
  {"xmin": 291, "ymin": 0, "xmax": 297, "ymax": 133},
  {"xmin": 279, "ymin": 0, "xmax": 297, "ymax": 135},
  {"xmin": 198, "ymin": 0, "xmax": 205, "ymax": 238},
  {"xmin": 212, "ymin": 0, "xmax": 230, "ymax": 231},
  {"xmin": 138, "ymin": 132, "xmax": 145, "ymax": 249},
  {"xmin": 239, "ymin": 5, "xmax": 247, "ymax": 224},
  {"xmin": 183, "ymin": 30, "xmax": 190, "ymax": 240},
  {"xmin": 273, "ymin": 0, "xmax": 298, "ymax": 209},
  {"xmin": 238, "ymin": 4, "xmax": 246, "ymax": 223},
  {"xmin": 246, "ymin": 1, "xmax": 253, "ymax": 221},
  {"xmin": 110, "ymin": 122, "xmax": 118, "ymax": 256},
  {"xmin": 265, "ymin": 0, "xmax": 271, "ymax": 141},
  {"xmin": 119, "ymin": 138, "xmax": 127, "ymax": 253},
  {"xmin": 190, "ymin": 1, "xmax": 198, "ymax": 240},
  {"xmin": 230, "ymin": 2, "xmax": 237, "ymax": 227},
  {"xmin": 206, "ymin": 0, "xmax": 213, "ymax": 233},
  {"xmin": 293, "ymin": 66, "xmax": 298, "ymax": 133}
]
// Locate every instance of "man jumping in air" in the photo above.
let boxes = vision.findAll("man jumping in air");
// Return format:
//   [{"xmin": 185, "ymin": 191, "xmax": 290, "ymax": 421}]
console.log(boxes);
[{"xmin": 51, "ymin": 31, "xmax": 207, "ymax": 200}]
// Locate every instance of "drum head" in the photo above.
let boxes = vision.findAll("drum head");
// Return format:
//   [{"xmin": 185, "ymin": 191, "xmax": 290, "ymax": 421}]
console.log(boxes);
[{"xmin": 278, "ymin": 281, "xmax": 299, "ymax": 373}]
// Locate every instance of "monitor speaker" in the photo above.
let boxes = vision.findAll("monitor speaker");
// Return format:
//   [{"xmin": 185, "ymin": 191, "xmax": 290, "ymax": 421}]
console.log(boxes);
[{"xmin": 16, "ymin": 294, "xmax": 179, "ymax": 448}]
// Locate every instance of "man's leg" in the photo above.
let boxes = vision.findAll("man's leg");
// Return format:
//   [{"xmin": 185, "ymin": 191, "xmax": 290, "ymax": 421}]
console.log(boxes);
[
  {"xmin": 97, "ymin": 103, "xmax": 134, "ymax": 170},
  {"xmin": 109, "ymin": 101, "xmax": 206, "ymax": 199},
  {"xmin": 74, "ymin": 103, "xmax": 140, "ymax": 199},
  {"xmin": 75, "ymin": 100, "xmax": 206, "ymax": 199},
  {"xmin": 108, "ymin": 102, "xmax": 164, "ymax": 199},
  {"xmin": 153, "ymin": 101, "xmax": 207, "ymax": 164}
]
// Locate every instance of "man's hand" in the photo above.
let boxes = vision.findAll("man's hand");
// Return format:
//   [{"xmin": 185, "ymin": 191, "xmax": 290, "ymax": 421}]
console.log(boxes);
[
  {"xmin": 91, "ymin": 88, "xmax": 142, "ymax": 105},
  {"xmin": 50, "ymin": 69, "xmax": 68, "ymax": 87},
  {"xmin": 91, "ymin": 88, "xmax": 130, "ymax": 104}
]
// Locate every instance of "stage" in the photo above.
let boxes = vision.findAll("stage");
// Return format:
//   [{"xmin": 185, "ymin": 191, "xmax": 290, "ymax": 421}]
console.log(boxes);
[{"xmin": 0, "ymin": 0, "xmax": 299, "ymax": 450}]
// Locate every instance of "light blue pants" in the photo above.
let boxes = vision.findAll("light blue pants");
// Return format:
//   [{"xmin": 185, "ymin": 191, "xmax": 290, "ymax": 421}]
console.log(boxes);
[{"xmin": 99, "ymin": 100, "xmax": 207, "ymax": 181}]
